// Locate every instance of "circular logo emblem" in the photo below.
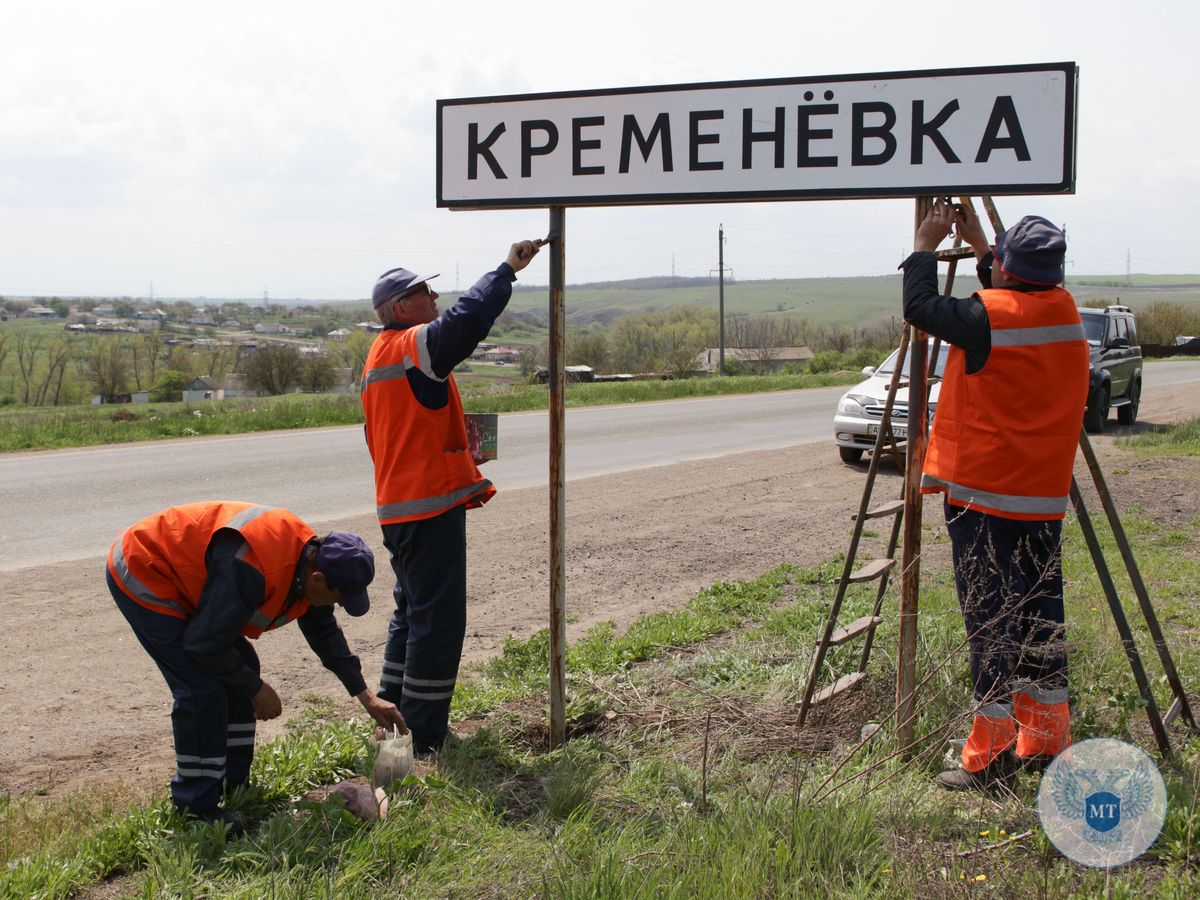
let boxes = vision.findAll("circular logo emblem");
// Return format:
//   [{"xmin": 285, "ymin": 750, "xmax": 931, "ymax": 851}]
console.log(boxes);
[{"xmin": 1037, "ymin": 738, "xmax": 1167, "ymax": 867}]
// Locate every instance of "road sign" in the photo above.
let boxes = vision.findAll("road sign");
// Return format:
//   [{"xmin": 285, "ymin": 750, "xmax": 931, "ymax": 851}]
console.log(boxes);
[{"xmin": 437, "ymin": 62, "xmax": 1076, "ymax": 209}]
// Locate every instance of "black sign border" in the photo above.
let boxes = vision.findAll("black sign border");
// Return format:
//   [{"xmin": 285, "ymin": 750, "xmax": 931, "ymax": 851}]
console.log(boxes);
[{"xmin": 436, "ymin": 62, "xmax": 1077, "ymax": 209}]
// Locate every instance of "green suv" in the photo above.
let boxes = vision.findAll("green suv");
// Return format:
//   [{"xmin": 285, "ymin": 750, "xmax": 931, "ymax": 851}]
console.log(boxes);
[{"xmin": 1078, "ymin": 305, "xmax": 1142, "ymax": 433}]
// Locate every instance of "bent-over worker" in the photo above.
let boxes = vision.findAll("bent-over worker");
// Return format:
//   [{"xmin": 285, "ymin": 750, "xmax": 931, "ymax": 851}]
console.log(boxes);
[{"xmin": 107, "ymin": 501, "xmax": 406, "ymax": 832}]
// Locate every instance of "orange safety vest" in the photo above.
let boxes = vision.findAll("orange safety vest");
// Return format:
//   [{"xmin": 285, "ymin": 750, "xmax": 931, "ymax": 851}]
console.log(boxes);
[
  {"xmin": 360, "ymin": 325, "xmax": 494, "ymax": 525},
  {"xmin": 922, "ymin": 287, "xmax": 1089, "ymax": 520},
  {"xmin": 107, "ymin": 501, "xmax": 314, "ymax": 637}
]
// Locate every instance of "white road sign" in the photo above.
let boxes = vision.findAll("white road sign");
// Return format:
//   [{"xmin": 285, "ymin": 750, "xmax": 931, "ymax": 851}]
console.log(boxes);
[{"xmin": 437, "ymin": 63, "xmax": 1076, "ymax": 209}]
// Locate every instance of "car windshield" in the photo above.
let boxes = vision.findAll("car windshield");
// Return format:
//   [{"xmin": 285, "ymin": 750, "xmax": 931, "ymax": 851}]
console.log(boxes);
[
  {"xmin": 875, "ymin": 344, "xmax": 949, "ymax": 378},
  {"xmin": 1080, "ymin": 315, "xmax": 1105, "ymax": 344}
]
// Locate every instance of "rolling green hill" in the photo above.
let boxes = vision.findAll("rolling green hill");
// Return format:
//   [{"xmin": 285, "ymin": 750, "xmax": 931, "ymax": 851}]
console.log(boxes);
[{"xmin": 502, "ymin": 273, "xmax": 1200, "ymax": 330}]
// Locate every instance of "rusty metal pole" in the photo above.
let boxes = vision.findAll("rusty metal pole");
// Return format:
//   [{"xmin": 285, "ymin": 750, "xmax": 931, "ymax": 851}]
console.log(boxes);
[
  {"xmin": 548, "ymin": 206, "xmax": 567, "ymax": 749},
  {"xmin": 896, "ymin": 196, "xmax": 931, "ymax": 747}
]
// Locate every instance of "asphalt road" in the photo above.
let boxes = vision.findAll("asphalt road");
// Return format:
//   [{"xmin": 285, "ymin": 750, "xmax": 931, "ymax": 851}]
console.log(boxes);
[{"xmin": 4, "ymin": 360, "xmax": 1199, "ymax": 571}]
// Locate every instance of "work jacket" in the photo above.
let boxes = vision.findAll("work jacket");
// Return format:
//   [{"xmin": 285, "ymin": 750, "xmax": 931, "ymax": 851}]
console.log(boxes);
[
  {"xmin": 361, "ymin": 324, "xmax": 494, "ymax": 524},
  {"xmin": 108, "ymin": 501, "xmax": 314, "ymax": 637},
  {"xmin": 922, "ymin": 286, "xmax": 1089, "ymax": 520}
]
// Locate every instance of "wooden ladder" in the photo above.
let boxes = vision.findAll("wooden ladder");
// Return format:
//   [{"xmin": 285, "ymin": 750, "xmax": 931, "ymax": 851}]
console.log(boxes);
[
  {"xmin": 796, "ymin": 199, "xmax": 984, "ymax": 727},
  {"xmin": 796, "ymin": 334, "xmax": 911, "ymax": 726}
]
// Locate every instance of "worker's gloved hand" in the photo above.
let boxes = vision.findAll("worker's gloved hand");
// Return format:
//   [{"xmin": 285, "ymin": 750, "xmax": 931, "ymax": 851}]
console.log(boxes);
[
  {"xmin": 356, "ymin": 688, "xmax": 408, "ymax": 733},
  {"xmin": 251, "ymin": 681, "xmax": 283, "ymax": 720}
]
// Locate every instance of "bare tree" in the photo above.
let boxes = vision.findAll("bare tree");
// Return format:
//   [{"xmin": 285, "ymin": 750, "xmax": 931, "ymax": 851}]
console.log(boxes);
[
  {"xmin": 330, "ymin": 330, "xmax": 376, "ymax": 385},
  {"xmin": 739, "ymin": 316, "xmax": 783, "ymax": 375},
  {"xmin": 13, "ymin": 331, "xmax": 45, "ymax": 404},
  {"xmin": 34, "ymin": 338, "xmax": 72, "ymax": 406},
  {"xmin": 245, "ymin": 343, "xmax": 302, "ymax": 395},
  {"xmin": 297, "ymin": 353, "xmax": 337, "ymax": 393},
  {"xmin": 192, "ymin": 341, "xmax": 237, "ymax": 383},
  {"xmin": 87, "ymin": 337, "xmax": 133, "ymax": 401},
  {"xmin": 129, "ymin": 332, "xmax": 166, "ymax": 390}
]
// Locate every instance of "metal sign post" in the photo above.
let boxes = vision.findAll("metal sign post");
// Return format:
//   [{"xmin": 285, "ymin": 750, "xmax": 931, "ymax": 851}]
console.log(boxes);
[{"xmin": 548, "ymin": 206, "xmax": 567, "ymax": 748}]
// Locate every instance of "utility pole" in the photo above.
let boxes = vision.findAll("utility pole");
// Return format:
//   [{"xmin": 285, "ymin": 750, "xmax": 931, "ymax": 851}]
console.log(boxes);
[
  {"xmin": 1126, "ymin": 250, "xmax": 1132, "ymax": 287},
  {"xmin": 718, "ymin": 225, "xmax": 726, "ymax": 376},
  {"xmin": 1062, "ymin": 225, "xmax": 1068, "ymax": 285}
]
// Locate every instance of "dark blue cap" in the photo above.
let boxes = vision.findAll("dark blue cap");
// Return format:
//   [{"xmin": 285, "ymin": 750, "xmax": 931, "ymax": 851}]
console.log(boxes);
[
  {"xmin": 372, "ymin": 267, "xmax": 439, "ymax": 309},
  {"xmin": 316, "ymin": 531, "xmax": 374, "ymax": 617},
  {"xmin": 994, "ymin": 216, "xmax": 1066, "ymax": 286}
]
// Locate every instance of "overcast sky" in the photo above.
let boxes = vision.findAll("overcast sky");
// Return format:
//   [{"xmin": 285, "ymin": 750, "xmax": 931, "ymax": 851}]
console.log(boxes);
[{"xmin": 2, "ymin": 1, "xmax": 1195, "ymax": 300}]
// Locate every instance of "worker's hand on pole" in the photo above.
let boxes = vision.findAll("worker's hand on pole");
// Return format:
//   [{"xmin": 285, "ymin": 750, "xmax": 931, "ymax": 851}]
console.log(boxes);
[
  {"xmin": 251, "ymin": 681, "xmax": 283, "ymax": 720},
  {"xmin": 356, "ymin": 688, "xmax": 408, "ymax": 733},
  {"xmin": 953, "ymin": 202, "xmax": 992, "ymax": 260},
  {"xmin": 914, "ymin": 198, "xmax": 955, "ymax": 253},
  {"xmin": 506, "ymin": 239, "xmax": 541, "ymax": 273}
]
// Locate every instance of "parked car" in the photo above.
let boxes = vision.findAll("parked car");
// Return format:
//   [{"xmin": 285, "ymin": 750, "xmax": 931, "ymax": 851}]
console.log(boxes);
[
  {"xmin": 1078, "ymin": 305, "xmax": 1142, "ymax": 433},
  {"xmin": 833, "ymin": 341, "xmax": 947, "ymax": 464}
]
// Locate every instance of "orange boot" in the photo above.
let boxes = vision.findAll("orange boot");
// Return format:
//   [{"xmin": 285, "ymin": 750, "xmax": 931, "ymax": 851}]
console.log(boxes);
[
  {"xmin": 1014, "ymin": 691, "xmax": 1070, "ymax": 767},
  {"xmin": 937, "ymin": 714, "xmax": 1018, "ymax": 792}
]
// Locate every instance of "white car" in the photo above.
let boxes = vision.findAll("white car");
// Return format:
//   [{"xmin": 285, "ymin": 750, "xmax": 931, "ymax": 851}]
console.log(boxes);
[{"xmin": 833, "ymin": 341, "xmax": 948, "ymax": 464}]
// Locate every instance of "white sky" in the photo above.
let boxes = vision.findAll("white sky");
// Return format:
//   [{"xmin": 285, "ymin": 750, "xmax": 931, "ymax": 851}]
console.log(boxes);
[{"xmin": 2, "ymin": 1, "xmax": 1196, "ymax": 299}]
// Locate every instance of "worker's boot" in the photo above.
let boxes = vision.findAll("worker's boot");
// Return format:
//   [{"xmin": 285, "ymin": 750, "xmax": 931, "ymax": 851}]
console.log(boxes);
[
  {"xmin": 1014, "ymin": 690, "xmax": 1071, "ymax": 772},
  {"xmin": 936, "ymin": 750, "xmax": 1019, "ymax": 793},
  {"xmin": 936, "ymin": 713, "xmax": 1018, "ymax": 794}
]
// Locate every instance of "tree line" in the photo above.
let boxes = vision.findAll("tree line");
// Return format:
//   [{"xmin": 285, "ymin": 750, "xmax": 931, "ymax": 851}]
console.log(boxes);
[{"xmin": 0, "ymin": 326, "xmax": 378, "ymax": 407}]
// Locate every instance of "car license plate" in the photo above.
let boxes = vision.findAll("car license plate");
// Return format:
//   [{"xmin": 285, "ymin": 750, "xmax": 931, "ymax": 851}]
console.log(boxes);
[{"xmin": 867, "ymin": 423, "xmax": 907, "ymax": 439}]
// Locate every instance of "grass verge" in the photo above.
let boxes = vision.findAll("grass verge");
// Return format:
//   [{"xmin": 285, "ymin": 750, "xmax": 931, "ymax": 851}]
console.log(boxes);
[
  {"xmin": 0, "ymin": 372, "xmax": 860, "ymax": 453},
  {"xmin": 5, "ymin": 483, "xmax": 1200, "ymax": 898},
  {"xmin": 1121, "ymin": 416, "xmax": 1200, "ymax": 457}
]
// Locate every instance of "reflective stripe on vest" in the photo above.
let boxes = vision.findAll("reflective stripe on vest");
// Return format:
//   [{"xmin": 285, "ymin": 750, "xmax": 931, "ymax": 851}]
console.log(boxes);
[
  {"xmin": 920, "ymin": 474, "xmax": 1069, "ymax": 517},
  {"xmin": 108, "ymin": 527, "xmax": 191, "ymax": 617},
  {"xmin": 377, "ymin": 477, "xmax": 494, "ymax": 522},
  {"xmin": 991, "ymin": 322, "xmax": 1087, "ymax": 347}
]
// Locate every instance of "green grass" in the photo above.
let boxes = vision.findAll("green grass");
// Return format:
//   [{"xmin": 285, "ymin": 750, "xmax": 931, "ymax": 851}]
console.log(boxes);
[
  {"xmin": 6, "ymin": 483, "xmax": 1200, "ymax": 897},
  {"xmin": 1121, "ymin": 416, "xmax": 1200, "ymax": 457},
  {"xmin": 0, "ymin": 372, "xmax": 862, "ymax": 452}
]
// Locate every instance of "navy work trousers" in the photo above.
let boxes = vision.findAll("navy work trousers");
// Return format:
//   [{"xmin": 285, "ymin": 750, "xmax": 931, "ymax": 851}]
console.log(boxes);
[
  {"xmin": 944, "ymin": 500, "xmax": 1069, "ymax": 715},
  {"xmin": 108, "ymin": 570, "xmax": 257, "ymax": 814},
  {"xmin": 378, "ymin": 505, "xmax": 467, "ymax": 752}
]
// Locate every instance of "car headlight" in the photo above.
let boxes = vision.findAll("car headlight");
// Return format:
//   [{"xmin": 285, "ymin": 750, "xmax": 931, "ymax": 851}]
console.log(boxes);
[{"xmin": 837, "ymin": 394, "xmax": 871, "ymax": 416}]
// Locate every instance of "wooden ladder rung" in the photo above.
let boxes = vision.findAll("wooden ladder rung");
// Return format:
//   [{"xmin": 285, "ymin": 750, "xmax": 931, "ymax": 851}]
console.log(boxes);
[
  {"xmin": 809, "ymin": 672, "xmax": 866, "ymax": 706},
  {"xmin": 857, "ymin": 499, "xmax": 904, "ymax": 520},
  {"xmin": 827, "ymin": 615, "xmax": 883, "ymax": 646},
  {"xmin": 847, "ymin": 558, "xmax": 895, "ymax": 583},
  {"xmin": 935, "ymin": 246, "xmax": 975, "ymax": 260},
  {"xmin": 1164, "ymin": 696, "xmax": 1183, "ymax": 726}
]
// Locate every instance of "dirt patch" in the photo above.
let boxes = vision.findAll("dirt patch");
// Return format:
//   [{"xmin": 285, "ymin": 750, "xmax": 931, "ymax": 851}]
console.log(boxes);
[{"xmin": 3, "ymin": 384, "xmax": 1198, "ymax": 800}]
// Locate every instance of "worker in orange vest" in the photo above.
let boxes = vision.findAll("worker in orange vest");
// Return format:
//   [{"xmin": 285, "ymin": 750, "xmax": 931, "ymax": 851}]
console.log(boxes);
[
  {"xmin": 108, "ymin": 501, "xmax": 406, "ymax": 833},
  {"xmin": 901, "ymin": 200, "xmax": 1089, "ymax": 792},
  {"xmin": 362, "ymin": 239, "xmax": 541, "ymax": 755}
]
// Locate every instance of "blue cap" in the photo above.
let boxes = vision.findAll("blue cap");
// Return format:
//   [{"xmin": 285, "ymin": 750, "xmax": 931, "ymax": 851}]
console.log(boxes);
[
  {"xmin": 372, "ymin": 267, "xmax": 439, "ymax": 309},
  {"xmin": 994, "ymin": 216, "xmax": 1066, "ymax": 286},
  {"xmin": 316, "ymin": 532, "xmax": 374, "ymax": 617}
]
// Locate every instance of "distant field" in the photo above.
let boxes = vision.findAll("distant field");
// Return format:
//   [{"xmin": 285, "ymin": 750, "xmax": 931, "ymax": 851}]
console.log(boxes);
[{"xmin": 502, "ymin": 273, "xmax": 1200, "ymax": 329}]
